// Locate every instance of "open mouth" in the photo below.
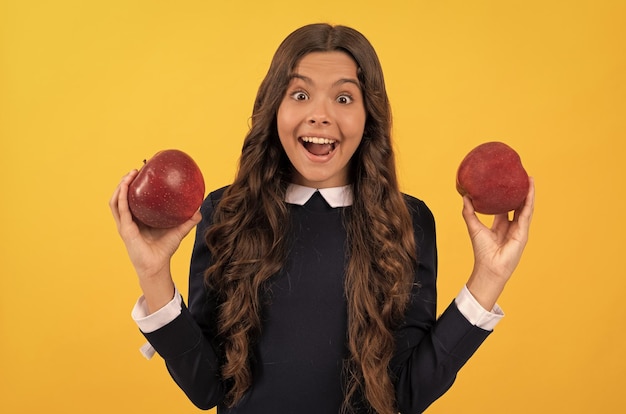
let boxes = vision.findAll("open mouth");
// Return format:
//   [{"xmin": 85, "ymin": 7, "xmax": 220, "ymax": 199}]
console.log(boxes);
[{"xmin": 300, "ymin": 136, "xmax": 337, "ymax": 156}]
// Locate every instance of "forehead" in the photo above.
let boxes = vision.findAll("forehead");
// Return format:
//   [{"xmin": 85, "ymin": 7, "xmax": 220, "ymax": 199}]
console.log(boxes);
[{"xmin": 293, "ymin": 51, "xmax": 359, "ymax": 78}]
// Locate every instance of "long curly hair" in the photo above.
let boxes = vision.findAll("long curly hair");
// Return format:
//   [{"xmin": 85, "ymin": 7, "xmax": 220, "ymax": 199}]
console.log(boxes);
[{"xmin": 204, "ymin": 23, "xmax": 417, "ymax": 414}]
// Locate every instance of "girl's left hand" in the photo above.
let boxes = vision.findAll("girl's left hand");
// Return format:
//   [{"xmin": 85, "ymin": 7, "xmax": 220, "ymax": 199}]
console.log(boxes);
[{"xmin": 462, "ymin": 177, "xmax": 535, "ymax": 310}]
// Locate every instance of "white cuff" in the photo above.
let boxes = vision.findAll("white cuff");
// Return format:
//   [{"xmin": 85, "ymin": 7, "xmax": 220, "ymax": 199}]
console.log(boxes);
[
  {"xmin": 130, "ymin": 286, "xmax": 183, "ymax": 359},
  {"xmin": 455, "ymin": 285, "xmax": 504, "ymax": 331}
]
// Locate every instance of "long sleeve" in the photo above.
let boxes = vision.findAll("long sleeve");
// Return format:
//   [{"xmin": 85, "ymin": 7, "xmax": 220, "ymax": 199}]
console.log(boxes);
[
  {"xmin": 392, "ymin": 196, "xmax": 492, "ymax": 414},
  {"xmin": 140, "ymin": 188, "xmax": 228, "ymax": 410}
]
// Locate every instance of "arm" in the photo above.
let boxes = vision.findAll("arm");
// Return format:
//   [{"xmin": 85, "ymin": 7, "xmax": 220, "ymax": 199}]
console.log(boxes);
[
  {"xmin": 393, "ymin": 181, "xmax": 535, "ymax": 413},
  {"xmin": 393, "ymin": 197, "xmax": 491, "ymax": 413},
  {"xmin": 140, "ymin": 190, "xmax": 227, "ymax": 409},
  {"xmin": 110, "ymin": 172, "xmax": 225, "ymax": 409}
]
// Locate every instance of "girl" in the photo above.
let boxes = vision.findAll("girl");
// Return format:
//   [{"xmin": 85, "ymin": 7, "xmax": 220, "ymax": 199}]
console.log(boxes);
[{"xmin": 110, "ymin": 23, "xmax": 534, "ymax": 414}]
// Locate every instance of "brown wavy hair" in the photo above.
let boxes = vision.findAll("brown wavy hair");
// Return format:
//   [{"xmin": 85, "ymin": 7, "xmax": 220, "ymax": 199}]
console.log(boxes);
[{"xmin": 204, "ymin": 23, "xmax": 417, "ymax": 414}]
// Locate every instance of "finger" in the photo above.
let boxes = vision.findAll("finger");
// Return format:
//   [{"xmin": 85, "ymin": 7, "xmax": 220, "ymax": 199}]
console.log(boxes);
[
  {"xmin": 109, "ymin": 171, "xmax": 135, "ymax": 225},
  {"xmin": 514, "ymin": 177, "xmax": 535, "ymax": 226},
  {"xmin": 498, "ymin": 177, "xmax": 535, "ymax": 248},
  {"xmin": 172, "ymin": 210, "xmax": 203, "ymax": 240},
  {"xmin": 461, "ymin": 195, "xmax": 484, "ymax": 238},
  {"xmin": 110, "ymin": 170, "xmax": 140, "ymax": 240},
  {"xmin": 491, "ymin": 212, "xmax": 511, "ymax": 235},
  {"xmin": 109, "ymin": 183, "xmax": 122, "ymax": 223},
  {"xmin": 190, "ymin": 209, "xmax": 202, "ymax": 225},
  {"xmin": 117, "ymin": 170, "xmax": 139, "ymax": 226}
]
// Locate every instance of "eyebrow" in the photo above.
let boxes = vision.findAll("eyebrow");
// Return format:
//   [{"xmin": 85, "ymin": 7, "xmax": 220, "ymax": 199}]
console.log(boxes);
[{"xmin": 289, "ymin": 73, "xmax": 361, "ymax": 89}]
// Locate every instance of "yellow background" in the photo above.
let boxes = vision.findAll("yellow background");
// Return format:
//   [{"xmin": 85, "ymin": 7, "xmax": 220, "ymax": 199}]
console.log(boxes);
[{"xmin": 2, "ymin": 1, "xmax": 625, "ymax": 412}]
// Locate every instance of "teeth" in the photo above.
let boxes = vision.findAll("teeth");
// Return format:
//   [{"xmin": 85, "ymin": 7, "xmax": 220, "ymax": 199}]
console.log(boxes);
[{"xmin": 301, "ymin": 136, "xmax": 336, "ymax": 145}]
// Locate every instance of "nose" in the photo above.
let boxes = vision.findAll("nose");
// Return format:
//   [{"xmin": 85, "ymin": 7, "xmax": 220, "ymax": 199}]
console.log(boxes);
[{"xmin": 307, "ymin": 99, "xmax": 332, "ymax": 126}]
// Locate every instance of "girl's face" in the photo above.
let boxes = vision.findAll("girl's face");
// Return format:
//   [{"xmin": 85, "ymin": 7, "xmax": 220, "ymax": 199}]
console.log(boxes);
[{"xmin": 277, "ymin": 51, "xmax": 366, "ymax": 188}]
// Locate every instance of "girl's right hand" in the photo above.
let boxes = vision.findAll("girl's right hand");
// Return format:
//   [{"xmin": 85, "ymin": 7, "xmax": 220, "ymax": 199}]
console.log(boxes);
[{"xmin": 109, "ymin": 170, "xmax": 202, "ymax": 311}]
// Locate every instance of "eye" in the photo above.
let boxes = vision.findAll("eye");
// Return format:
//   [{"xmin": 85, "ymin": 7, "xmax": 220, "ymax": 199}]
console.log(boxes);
[
  {"xmin": 290, "ymin": 90, "xmax": 309, "ymax": 101},
  {"xmin": 336, "ymin": 94, "xmax": 353, "ymax": 104}
]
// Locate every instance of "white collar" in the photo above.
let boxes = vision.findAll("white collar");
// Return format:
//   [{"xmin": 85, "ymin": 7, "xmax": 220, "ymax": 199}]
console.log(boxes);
[{"xmin": 285, "ymin": 183, "xmax": 353, "ymax": 207}]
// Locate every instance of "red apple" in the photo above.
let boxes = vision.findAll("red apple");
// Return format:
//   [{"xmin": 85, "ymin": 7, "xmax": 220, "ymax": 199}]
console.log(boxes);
[
  {"xmin": 128, "ymin": 149, "xmax": 205, "ymax": 228},
  {"xmin": 456, "ymin": 141, "xmax": 529, "ymax": 215}
]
